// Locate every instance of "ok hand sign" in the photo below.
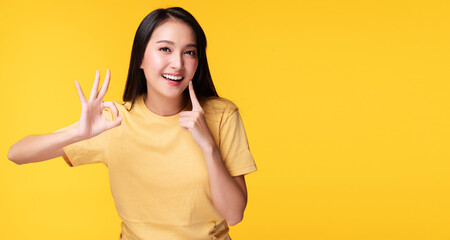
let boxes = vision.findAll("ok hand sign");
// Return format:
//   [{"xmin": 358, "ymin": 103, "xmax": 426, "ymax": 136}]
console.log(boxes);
[
  {"xmin": 75, "ymin": 69, "xmax": 123, "ymax": 141},
  {"xmin": 178, "ymin": 81, "xmax": 215, "ymax": 151}
]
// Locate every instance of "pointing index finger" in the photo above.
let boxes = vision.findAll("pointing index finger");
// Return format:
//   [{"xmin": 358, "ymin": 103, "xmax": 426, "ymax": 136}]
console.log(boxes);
[{"xmin": 189, "ymin": 81, "xmax": 202, "ymax": 111}]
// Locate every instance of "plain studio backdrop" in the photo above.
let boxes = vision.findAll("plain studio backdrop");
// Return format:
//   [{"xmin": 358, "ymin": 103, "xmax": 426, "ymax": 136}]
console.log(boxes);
[{"xmin": 1, "ymin": 0, "xmax": 450, "ymax": 239}]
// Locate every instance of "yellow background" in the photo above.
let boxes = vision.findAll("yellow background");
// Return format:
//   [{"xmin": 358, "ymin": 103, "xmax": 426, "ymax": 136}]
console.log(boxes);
[{"xmin": 1, "ymin": 0, "xmax": 450, "ymax": 239}]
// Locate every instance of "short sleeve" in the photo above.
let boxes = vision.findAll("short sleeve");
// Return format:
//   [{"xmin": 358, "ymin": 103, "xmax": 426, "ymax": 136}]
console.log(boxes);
[
  {"xmin": 53, "ymin": 109, "xmax": 114, "ymax": 167},
  {"xmin": 219, "ymin": 108, "xmax": 257, "ymax": 176}
]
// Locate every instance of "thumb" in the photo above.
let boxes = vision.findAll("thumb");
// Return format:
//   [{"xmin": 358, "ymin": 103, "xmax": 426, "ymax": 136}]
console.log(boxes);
[{"xmin": 106, "ymin": 117, "xmax": 123, "ymax": 130}]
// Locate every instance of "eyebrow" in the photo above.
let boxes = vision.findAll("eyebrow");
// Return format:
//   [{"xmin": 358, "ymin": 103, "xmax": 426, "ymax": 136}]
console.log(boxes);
[{"xmin": 156, "ymin": 40, "xmax": 197, "ymax": 48}]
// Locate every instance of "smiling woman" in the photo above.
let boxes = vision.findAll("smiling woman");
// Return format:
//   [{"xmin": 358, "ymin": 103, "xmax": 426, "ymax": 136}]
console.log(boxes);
[
  {"xmin": 139, "ymin": 18, "xmax": 199, "ymax": 112},
  {"xmin": 7, "ymin": 6, "xmax": 257, "ymax": 240}
]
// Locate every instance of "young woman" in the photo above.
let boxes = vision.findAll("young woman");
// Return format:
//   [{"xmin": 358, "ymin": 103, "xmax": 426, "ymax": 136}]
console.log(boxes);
[{"xmin": 8, "ymin": 7, "xmax": 257, "ymax": 240}]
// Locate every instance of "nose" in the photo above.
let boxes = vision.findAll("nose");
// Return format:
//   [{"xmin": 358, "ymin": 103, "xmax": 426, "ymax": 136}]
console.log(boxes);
[{"xmin": 171, "ymin": 53, "xmax": 184, "ymax": 70}]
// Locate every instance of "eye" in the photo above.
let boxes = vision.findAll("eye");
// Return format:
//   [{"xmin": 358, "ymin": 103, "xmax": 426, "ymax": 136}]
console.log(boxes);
[
  {"xmin": 159, "ymin": 47, "xmax": 171, "ymax": 52},
  {"xmin": 185, "ymin": 50, "xmax": 196, "ymax": 56}
]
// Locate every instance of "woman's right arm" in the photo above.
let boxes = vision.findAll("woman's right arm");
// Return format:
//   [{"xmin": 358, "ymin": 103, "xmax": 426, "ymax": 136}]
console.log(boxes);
[
  {"xmin": 8, "ymin": 127, "xmax": 81, "ymax": 165},
  {"xmin": 7, "ymin": 69, "xmax": 122, "ymax": 165}
]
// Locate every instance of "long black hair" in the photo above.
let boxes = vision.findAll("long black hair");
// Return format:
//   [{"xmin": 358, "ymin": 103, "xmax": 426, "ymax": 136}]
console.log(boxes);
[{"xmin": 122, "ymin": 7, "xmax": 218, "ymax": 110}]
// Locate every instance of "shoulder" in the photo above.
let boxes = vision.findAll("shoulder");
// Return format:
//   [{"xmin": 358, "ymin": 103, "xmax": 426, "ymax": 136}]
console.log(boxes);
[
  {"xmin": 201, "ymin": 96, "xmax": 237, "ymax": 113},
  {"xmin": 200, "ymin": 96, "xmax": 239, "ymax": 122}
]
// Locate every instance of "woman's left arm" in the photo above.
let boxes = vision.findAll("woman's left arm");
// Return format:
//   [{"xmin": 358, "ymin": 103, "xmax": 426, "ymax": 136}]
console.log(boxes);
[
  {"xmin": 178, "ymin": 81, "xmax": 248, "ymax": 226},
  {"xmin": 202, "ymin": 146, "xmax": 248, "ymax": 226}
]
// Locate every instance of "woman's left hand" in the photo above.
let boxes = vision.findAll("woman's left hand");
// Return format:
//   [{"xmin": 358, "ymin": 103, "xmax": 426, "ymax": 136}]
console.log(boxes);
[{"xmin": 178, "ymin": 81, "xmax": 215, "ymax": 151}]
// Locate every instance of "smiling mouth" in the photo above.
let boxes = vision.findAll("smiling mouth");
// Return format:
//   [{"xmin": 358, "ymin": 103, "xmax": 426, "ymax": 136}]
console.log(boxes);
[{"xmin": 162, "ymin": 74, "xmax": 184, "ymax": 82}]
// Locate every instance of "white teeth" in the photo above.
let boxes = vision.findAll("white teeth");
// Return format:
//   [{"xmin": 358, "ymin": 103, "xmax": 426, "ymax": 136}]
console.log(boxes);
[{"xmin": 162, "ymin": 74, "xmax": 183, "ymax": 81}]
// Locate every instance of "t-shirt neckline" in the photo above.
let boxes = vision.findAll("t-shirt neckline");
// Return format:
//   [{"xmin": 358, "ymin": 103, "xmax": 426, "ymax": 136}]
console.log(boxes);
[{"xmin": 136, "ymin": 95, "xmax": 192, "ymax": 124}]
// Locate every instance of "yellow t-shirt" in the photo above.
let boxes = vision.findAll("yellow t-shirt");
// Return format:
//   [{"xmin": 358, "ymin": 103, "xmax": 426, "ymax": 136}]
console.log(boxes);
[{"xmin": 56, "ymin": 95, "xmax": 257, "ymax": 240}]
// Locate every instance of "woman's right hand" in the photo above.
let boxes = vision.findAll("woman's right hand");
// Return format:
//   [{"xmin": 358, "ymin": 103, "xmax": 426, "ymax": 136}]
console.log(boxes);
[{"xmin": 75, "ymin": 69, "xmax": 123, "ymax": 141}]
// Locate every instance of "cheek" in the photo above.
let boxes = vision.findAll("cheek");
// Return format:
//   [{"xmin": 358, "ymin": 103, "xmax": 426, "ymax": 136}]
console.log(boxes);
[
  {"xmin": 143, "ymin": 52, "xmax": 165, "ymax": 70},
  {"xmin": 186, "ymin": 58, "xmax": 199, "ymax": 74}
]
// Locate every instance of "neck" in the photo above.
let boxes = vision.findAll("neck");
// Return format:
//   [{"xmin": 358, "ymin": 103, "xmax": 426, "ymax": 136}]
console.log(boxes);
[{"xmin": 143, "ymin": 92, "xmax": 189, "ymax": 117}]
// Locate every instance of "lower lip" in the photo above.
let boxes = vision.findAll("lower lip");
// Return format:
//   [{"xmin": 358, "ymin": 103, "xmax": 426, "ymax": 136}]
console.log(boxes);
[{"xmin": 164, "ymin": 78, "xmax": 182, "ymax": 86}]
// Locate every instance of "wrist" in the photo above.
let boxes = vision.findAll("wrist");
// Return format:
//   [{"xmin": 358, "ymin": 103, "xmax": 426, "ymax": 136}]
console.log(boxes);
[
  {"xmin": 68, "ymin": 127, "xmax": 85, "ymax": 142},
  {"xmin": 201, "ymin": 140, "xmax": 218, "ymax": 155}
]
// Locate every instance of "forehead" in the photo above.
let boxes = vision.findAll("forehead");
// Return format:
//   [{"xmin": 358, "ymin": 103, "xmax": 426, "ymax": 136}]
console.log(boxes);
[{"xmin": 149, "ymin": 19, "xmax": 196, "ymax": 44}]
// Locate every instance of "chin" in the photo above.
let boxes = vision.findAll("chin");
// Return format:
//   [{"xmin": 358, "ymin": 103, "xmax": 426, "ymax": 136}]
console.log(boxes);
[{"xmin": 161, "ymin": 90, "xmax": 186, "ymax": 99}]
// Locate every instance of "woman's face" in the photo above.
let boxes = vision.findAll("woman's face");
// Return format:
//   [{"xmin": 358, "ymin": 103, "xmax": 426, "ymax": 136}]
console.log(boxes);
[{"xmin": 140, "ymin": 18, "xmax": 198, "ymax": 100}]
